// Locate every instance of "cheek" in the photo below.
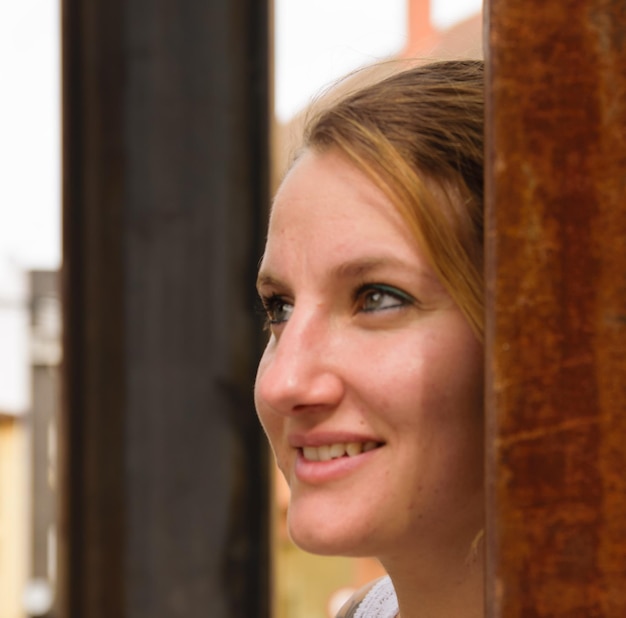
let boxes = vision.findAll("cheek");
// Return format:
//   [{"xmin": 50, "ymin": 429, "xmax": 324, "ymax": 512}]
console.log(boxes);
[
  {"xmin": 253, "ymin": 350, "xmax": 268, "ymax": 418},
  {"xmin": 371, "ymin": 327, "xmax": 483, "ymax": 433},
  {"xmin": 254, "ymin": 403, "xmax": 287, "ymax": 479},
  {"xmin": 254, "ymin": 352, "xmax": 282, "ymax": 450},
  {"xmin": 439, "ymin": 333, "xmax": 484, "ymax": 416},
  {"xmin": 417, "ymin": 319, "xmax": 483, "ymax": 401},
  {"xmin": 421, "ymin": 333, "xmax": 485, "ymax": 485},
  {"xmin": 353, "ymin": 334, "xmax": 438, "ymax": 407}
]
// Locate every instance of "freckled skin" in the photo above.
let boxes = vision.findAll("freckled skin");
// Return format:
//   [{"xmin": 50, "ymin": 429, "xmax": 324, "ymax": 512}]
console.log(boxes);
[{"xmin": 255, "ymin": 150, "xmax": 484, "ymax": 569}]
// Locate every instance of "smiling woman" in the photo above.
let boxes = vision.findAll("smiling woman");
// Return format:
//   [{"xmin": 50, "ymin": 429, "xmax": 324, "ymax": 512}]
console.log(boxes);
[{"xmin": 256, "ymin": 60, "xmax": 485, "ymax": 618}]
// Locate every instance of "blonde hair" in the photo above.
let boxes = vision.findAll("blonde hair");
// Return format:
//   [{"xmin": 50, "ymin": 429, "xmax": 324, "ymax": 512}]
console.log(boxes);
[{"xmin": 303, "ymin": 60, "xmax": 484, "ymax": 339}]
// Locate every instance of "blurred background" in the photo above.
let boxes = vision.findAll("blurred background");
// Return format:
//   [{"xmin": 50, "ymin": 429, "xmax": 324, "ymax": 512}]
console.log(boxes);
[{"xmin": 0, "ymin": 1, "xmax": 481, "ymax": 616}]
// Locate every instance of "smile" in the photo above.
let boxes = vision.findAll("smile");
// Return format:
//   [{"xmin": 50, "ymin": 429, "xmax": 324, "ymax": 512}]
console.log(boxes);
[{"xmin": 301, "ymin": 441, "xmax": 381, "ymax": 462}]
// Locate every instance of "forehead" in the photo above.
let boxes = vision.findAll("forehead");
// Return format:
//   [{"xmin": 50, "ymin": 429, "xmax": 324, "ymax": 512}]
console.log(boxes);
[
  {"xmin": 267, "ymin": 149, "xmax": 409, "ymax": 242},
  {"xmin": 259, "ymin": 150, "xmax": 445, "ymax": 291}
]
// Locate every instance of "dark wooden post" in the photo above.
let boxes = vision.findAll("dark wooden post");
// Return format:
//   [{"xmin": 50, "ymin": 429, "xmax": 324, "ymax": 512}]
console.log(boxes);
[
  {"xmin": 59, "ymin": 1, "xmax": 270, "ymax": 617},
  {"xmin": 485, "ymin": 1, "xmax": 626, "ymax": 616}
]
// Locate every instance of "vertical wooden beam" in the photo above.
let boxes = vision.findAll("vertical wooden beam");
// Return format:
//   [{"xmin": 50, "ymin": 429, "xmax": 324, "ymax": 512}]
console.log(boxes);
[
  {"xmin": 59, "ymin": 1, "xmax": 126, "ymax": 615},
  {"xmin": 59, "ymin": 1, "xmax": 270, "ymax": 617},
  {"xmin": 485, "ymin": 1, "xmax": 626, "ymax": 616}
]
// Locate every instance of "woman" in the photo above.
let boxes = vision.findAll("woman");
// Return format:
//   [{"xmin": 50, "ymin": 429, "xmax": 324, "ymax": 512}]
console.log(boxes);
[{"xmin": 255, "ymin": 60, "xmax": 485, "ymax": 618}]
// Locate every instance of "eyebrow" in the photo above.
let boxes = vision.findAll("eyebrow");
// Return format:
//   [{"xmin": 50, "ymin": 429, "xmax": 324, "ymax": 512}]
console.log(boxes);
[
  {"xmin": 256, "ymin": 272, "xmax": 282, "ymax": 290},
  {"xmin": 257, "ymin": 255, "xmax": 436, "ymax": 291},
  {"xmin": 332, "ymin": 257, "xmax": 411, "ymax": 280}
]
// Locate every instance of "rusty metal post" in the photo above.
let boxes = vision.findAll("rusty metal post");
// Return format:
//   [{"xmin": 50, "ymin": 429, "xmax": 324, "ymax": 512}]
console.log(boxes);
[{"xmin": 485, "ymin": 1, "xmax": 626, "ymax": 616}]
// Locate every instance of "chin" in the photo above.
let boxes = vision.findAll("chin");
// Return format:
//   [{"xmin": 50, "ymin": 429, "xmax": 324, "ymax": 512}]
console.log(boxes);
[
  {"xmin": 287, "ymin": 509, "xmax": 375, "ymax": 558},
  {"xmin": 289, "ymin": 531, "xmax": 370, "ymax": 558}
]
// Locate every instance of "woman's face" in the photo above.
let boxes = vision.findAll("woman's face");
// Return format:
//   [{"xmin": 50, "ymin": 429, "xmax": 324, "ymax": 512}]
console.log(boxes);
[{"xmin": 255, "ymin": 149, "xmax": 484, "ymax": 561}]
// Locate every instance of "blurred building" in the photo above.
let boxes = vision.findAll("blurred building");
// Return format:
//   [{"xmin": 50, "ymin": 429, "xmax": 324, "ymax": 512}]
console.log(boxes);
[
  {"xmin": 403, "ymin": 0, "xmax": 482, "ymax": 59},
  {"xmin": 0, "ymin": 258, "xmax": 30, "ymax": 618},
  {"xmin": 27, "ymin": 270, "xmax": 60, "ymax": 618},
  {"xmin": 0, "ymin": 261, "xmax": 59, "ymax": 618}
]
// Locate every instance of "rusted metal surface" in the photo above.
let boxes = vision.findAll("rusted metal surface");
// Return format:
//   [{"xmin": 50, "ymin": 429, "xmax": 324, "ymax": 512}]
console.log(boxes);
[{"xmin": 485, "ymin": 1, "xmax": 626, "ymax": 616}]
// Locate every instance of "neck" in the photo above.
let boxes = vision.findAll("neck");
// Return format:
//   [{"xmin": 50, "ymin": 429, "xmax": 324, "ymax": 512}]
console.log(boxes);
[{"xmin": 381, "ymin": 530, "xmax": 485, "ymax": 618}]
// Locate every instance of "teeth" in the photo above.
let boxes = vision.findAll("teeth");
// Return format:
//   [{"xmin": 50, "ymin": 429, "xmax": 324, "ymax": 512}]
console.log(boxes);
[
  {"xmin": 301, "ymin": 441, "xmax": 380, "ymax": 462},
  {"xmin": 346, "ymin": 442, "xmax": 362, "ymax": 456},
  {"xmin": 363, "ymin": 441, "xmax": 378, "ymax": 452},
  {"xmin": 302, "ymin": 446, "xmax": 320, "ymax": 462},
  {"xmin": 329, "ymin": 443, "xmax": 345, "ymax": 459},
  {"xmin": 318, "ymin": 445, "xmax": 331, "ymax": 461}
]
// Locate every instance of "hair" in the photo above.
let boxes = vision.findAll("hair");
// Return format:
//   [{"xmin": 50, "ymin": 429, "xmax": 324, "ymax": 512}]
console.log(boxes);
[{"xmin": 302, "ymin": 60, "xmax": 485, "ymax": 339}]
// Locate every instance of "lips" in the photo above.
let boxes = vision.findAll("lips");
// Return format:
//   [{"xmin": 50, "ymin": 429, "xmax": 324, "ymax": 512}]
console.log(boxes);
[
  {"xmin": 290, "ymin": 434, "xmax": 384, "ymax": 485},
  {"xmin": 302, "ymin": 441, "xmax": 381, "ymax": 462}
]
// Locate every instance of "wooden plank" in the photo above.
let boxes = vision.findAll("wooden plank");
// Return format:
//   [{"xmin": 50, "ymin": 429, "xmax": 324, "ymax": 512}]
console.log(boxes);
[
  {"xmin": 485, "ymin": 1, "xmax": 626, "ymax": 616},
  {"xmin": 59, "ymin": 1, "xmax": 271, "ymax": 616}
]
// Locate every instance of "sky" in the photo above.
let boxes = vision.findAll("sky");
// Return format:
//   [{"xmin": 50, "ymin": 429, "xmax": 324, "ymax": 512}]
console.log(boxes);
[
  {"xmin": 0, "ymin": 0, "xmax": 60, "ymax": 270},
  {"xmin": 0, "ymin": 0, "xmax": 482, "ymax": 271},
  {"xmin": 275, "ymin": 0, "xmax": 482, "ymax": 121}
]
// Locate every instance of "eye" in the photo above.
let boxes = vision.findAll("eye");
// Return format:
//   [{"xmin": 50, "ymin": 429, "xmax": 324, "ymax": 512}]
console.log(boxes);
[
  {"xmin": 358, "ymin": 284, "xmax": 414, "ymax": 313},
  {"xmin": 259, "ymin": 294, "xmax": 294, "ymax": 326}
]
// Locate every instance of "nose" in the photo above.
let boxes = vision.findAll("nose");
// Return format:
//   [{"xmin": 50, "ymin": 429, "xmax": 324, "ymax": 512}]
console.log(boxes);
[{"xmin": 255, "ymin": 310, "xmax": 344, "ymax": 416}]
